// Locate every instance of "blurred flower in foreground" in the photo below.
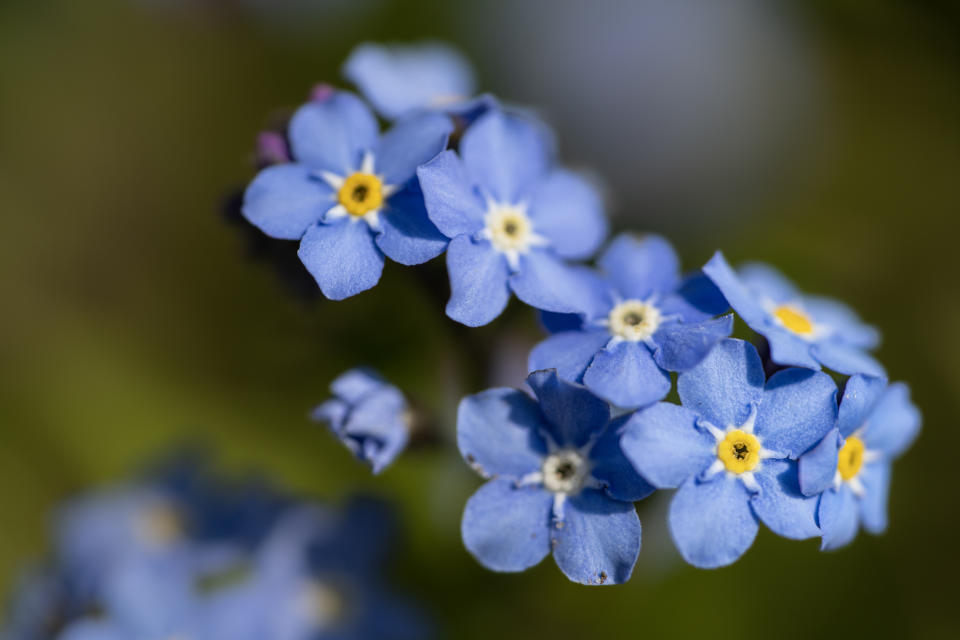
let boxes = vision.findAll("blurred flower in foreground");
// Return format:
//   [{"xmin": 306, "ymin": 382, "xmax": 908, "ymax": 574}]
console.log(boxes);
[
  {"xmin": 0, "ymin": 455, "xmax": 429, "ymax": 640},
  {"xmin": 312, "ymin": 368, "xmax": 412, "ymax": 474}
]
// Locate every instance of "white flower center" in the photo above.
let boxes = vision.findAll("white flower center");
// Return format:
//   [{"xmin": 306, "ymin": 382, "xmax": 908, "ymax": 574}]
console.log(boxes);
[
  {"xmin": 541, "ymin": 450, "xmax": 590, "ymax": 495},
  {"xmin": 297, "ymin": 580, "xmax": 344, "ymax": 628},
  {"xmin": 608, "ymin": 300, "xmax": 662, "ymax": 341},
  {"xmin": 481, "ymin": 203, "xmax": 546, "ymax": 270}
]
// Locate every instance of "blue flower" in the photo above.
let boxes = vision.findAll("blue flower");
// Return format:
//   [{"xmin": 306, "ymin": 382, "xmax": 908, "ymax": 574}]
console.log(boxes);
[
  {"xmin": 343, "ymin": 41, "xmax": 495, "ymax": 122},
  {"xmin": 312, "ymin": 368, "xmax": 411, "ymax": 474},
  {"xmin": 620, "ymin": 339, "xmax": 838, "ymax": 568},
  {"xmin": 417, "ymin": 109, "xmax": 609, "ymax": 326},
  {"xmin": 530, "ymin": 234, "xmax": 732, "ymax": 409},
  {"xmin": 458, "ymin": 369, "xmax": 652, "ymax": 585},
  {"xmin": 798, "ymin": 374, "xmax": 920, "ymax": 550},
  {"xmin": 242, "ymin": 90, "xmax": 453, "ymax": 300},
  {"xmin": 703, "ymin": 252, "xmax": 885, "ymax": 376}
]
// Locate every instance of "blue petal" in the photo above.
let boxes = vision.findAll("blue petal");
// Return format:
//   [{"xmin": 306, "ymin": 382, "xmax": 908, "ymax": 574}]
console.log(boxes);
[
  {"xmin": 765, "ymin": 326, "xmax": 821, "ymax": 369},
  {"xmin": 837, "ymin": 374, "xmax": 887, "ymax": 438},
  {"xmin": 804, "ymin": 295, "xmax": 880, "ymax": 349},
  {"xmin": 859, "ymin": 462, "xmax": 891, "ymax": 534},
  {"xmin": 374, "ymin": 111, "xmax": 452, "ymax": 186},
  {"xmin": 551, "ymin": 489, "xmax": 641, "ymax": 585},
  {"xmin": 344, "ymin": 387, "xmax": 409, "ymax": 473},
  {"xmin": 457, "ymin": 388, "xmax": 549, "ymax": 479},
  {"xmin": 597, "ymin": 234, "xmax": 680, "ymax": 300},
  {"xmin": 242, "ymin": 164, "xmax": 333, "ymax": 240},
  {"xmin": 750, "ymin": 459, "xmax": 820, "ymax": 540},
  {"xmin": 811, "ymin": 341, "xmax": 886, "ymax": 377},
  {"xmin": 343, "ymin": 42, "xmax": 476, "ymax": 120},
  {"xmin": 528, "ymin": 329, "xmax": 610, "ymax": 383},
  {"xmin": 702, "ymin": 252, "xmax": 770, "ymax": 327},
  {"xmin": 619, "ymin": 402, "xmax": 714, "ymax": 489},
  {"xmin": 754, "ymin": 368, "xmax": 838, "ymax": 458},
  {"xmin": 376, "ymin": 187, "xmax": 449, "ymax": 265},
  {"xmin": 737, "ymin": 261, "xmax": 801, "ymax": 303},
  {"xmin": 659, "ymin": 272, "xmax": 731, "ymax": 322},
  {"xmin": 582, "ymin": 340, "xmax": 671, "ymax": 409},
  {"xmin": 461, "ymin": 478, "xmax": 552, "ymax": 572},
  {"xmin": 297, "ymin": 219, "xmax": 384, "ymax": 300},
  {"xmin": 676, "ymin": 338, "xmax": 764, "ymax": 429},
  {"xmin": 527, "ymin": 369, "xmax": 610, "ymax": 449},
  {"xmin": 57, "ymin": 621, "xmax": 125, "ymax": 640},
  {"xmin": 527, "ymin": 170, "xmax": 607, "ymax": 260},
  {"xmin": 459, "ymin": 110, "xmax": 554, "ymax": 203},
  {"xmin": 416, "ymin": 150, "xmax": 486, "ymax": 239},
  {"xmin": 862, "ymin": 382, "xmax": 921, "ymax": 458},
  {"xmin": 652, "ymin": 314, "xmax": 733, "ymax": 372},
  {"xmin": 539, "ymin": 310, "xmax": 584, "ymax": 334},
  {"xmin": 798, "ymin": 429, "xmax": 841, "ymax": 496},
  {"xmin": 818, "ymin": 485, "xmax": 860, "ymax": 550},
  {"xmin": 510, "ymin": 251, "xmax": 600, "ymax": 314},
  {"xmin": 288, "ymin": 91, "xmax": 378, "ymax": 174},
  {"xmin": 668, "ymin": 476, "xmax": 758, "ymax": 568},
  {"xmin": 445, "ymin": 235, "xmax": 510, "ymax": 326},
  {"xmin": 312, "ymin": 398, "xmax": 349, "ymax": 434},
  {"xmin": 588, "ymin": 416, "xmax": 656, "ymax": 502},
  {"xmin": 330, "ymin": 367, "xmax": 384, "ymax": 403}
]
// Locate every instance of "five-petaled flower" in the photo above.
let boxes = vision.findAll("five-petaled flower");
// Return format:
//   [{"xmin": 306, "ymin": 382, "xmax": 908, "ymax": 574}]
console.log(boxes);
[
  {"xmin": 704, "ymin": 252, "xmax": 884, "ymax": 376},
  {"xmin": 530, "ymin": 233, "xmax": 732, "ymax": 409},
  {"xmin": 458, "ymin": 369, "xmax": 652, "ymax": 585},
  {"xmin": 620, "ymin": 339, "xmax": 838, "ymax": 568},
  {"xmin": 417, "ymin": 109, "xmax": 608, "ymax": 326},
  {"xmin": 798, "ymin": 374, "xmax": 920, "ymax": 550},
  {"xmin": 242, "ymin": 89, "xmax": 453, "ymax": 300}
]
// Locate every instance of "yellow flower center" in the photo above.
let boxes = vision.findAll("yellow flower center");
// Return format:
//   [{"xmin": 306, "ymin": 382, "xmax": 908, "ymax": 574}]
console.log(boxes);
[
  {"xmin": 773, "ymin": 305, "xmax": 815, "ymax": 336},
  {"xmin": 337, "ymin": 172, "xmax": 383, "ymax": 216},
  {"xmin": 608, "ymin": 300, "xmax": 662, "ymax": 341},
  {"xmin": 485, "ymin": 206, "xmax": 533, "ymax": 252},
  {"xmin": 837, "ymin": 436, "xmax": 865, "ymax": 481},
  {"xmin": 717, "ymin": 430, "xmax": 761, "ymax": 474}
]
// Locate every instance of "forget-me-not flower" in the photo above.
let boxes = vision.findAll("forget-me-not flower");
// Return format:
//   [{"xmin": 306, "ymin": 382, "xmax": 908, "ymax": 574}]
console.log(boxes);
[
  {"xmin": 242, "ymin": 89, "xmax": 453, "ymax": 300},
  {"xmin": 620, "ymin": 339, "xmax": 838, "ymax": 568},
  {"xmin": 703, "ymin": 252, "xmax": 884, "ymax": 376},
  {"xmin": 798, "ymin": 374, "xmax": 920, "ymax": 550},
  {"xmin": 530, "ymin": 234, "xmax": 732, "ymax": 409},
  {"xmin": 417, "ymin": 109, "xmax": 608, "ymax": 326},
  {"xmin": 458, "ymin": 369, "xmax": 652, "ymax": 584},
  {"xmin": 312, "ymin": 368, "xmax": 411, "ymax": 474}
]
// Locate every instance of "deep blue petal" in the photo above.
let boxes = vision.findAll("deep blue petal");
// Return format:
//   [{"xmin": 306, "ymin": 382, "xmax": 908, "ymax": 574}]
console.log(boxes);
[
  {"xmin": 798, "ymin": 429, "xmax": 841, "ymax": 496},
  {"xmin": 417, "ymin": 150, "xmax": 486, "ymax": 238},
  {"xmin": 528, "ymin": 330, "xmax": 610, "ymax": 384},
  {"xmin": 527, "ymin": 170, "xmax": 607, "ymax": 260},
  {"xmin": 818, "ymin": 485, "xmax": 860, "ymax": 550},
  {"xmin": 298, "ymin": 220, "xmax": 384, "ymax": 300},
  {"xmin": 539, "ymin": 310, "xmax": 584, "ymax": 334},
  {"xmin": 551, "ymin": 489, "xmax": 641, "ymax": 585},
  {"xmin": 375, "ymin": 187, "xmax": 449, "ymax": 265},
  {"xmin": 288, "ymin": 91, "xmax": 378, "ymax": 174},
  {"xmin": 812, "ymin": 341, "xmax": 886, "ymax": 377},
  {"xmin": 242, "ymin": 164, "xmax": 333, "ymax": 240},
  {"xmin": 457, "ymin": 388, "xmax": 549, "ymax": 479},
  {"xmin": 754, "ymin": 367, "xmax": 838, "ymax": 458},
  {"xmin": 859, "ymin": 462, "xmax": 891, "ymax": 534},
  {"xmin": 461, "ymin": 478, "xmax": 552, "ymax": 572},
  {"xmin": 804, "ymin": 295, "xmax": 880, "ymax": 349},
  {"xmin": 588, "ymin": 416, "xmax": 656, "ymax": 502},
  {"xmin": 374, "ymin": 111, "xmax": 453, "ymax": 186},
  {"xmin": 582, "ymin": 341, "xmax": 671, "ymax": 409},
  {"xmin": 668, "ymin": 476, "xmax": 758, "ymax": 568},
  {"xmin": 862, "ymin": 382, "xmax": 921, "ymax": 458},
  {"xmin": 750, "ymin": 459, "xmax": 820, "ymax": 540},
  {"xmin": 765, "ymin": 327, "xmax": 821, "ymax": 369},
  {"xmin": 659, "ymin": 271, "xmax": 731, "ymax": 322},
  {"xmin": 652, "ymin": 314, "xmax": 733, "ymax": 372},
  {"xmin": 837, "ymin": 374, "xmax": 888, "ymax": 437},
  {"xmin": 527, "ymin": 370, "xmax": 610, "ymax": 449},
  {"xmin": 619, "ymin": 402, "xmax": 715, "ymax": 489},
  {"xmin": 510, "ymin": 251, "xmax": 600, "ymax": 314},
  {"xmin": 702, "ymin": 252, "xmax": 770, "ymax": 327},
  {"xmin": 597, "ymin": 234, "xmax": 680, "ymax": 300},
  {"xmin": 676, "ymin": 338, "xmax": 765, "ymax": 429},
  {"xmin": 445, "ymin": 235, "xmax": 510, "ymax": 327}
]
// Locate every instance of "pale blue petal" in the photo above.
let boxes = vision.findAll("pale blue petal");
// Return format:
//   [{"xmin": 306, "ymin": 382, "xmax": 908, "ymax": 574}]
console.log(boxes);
[
  {"xmin": 652, "ymin": 314, "xmax": 733, "ymax": 372},
  {"xmin": 57, "ymin": 621, "xmax": 125, "ymax": 640},
  {"xmin": 750, "ymin": 459, "xmax": 820, "ymax": 540},
  {"xmin": 811, "ymin": 341, "xmax": 886, "ymax": 377},
  {"xmin": 510, "ymin": 251, "xmax": 598, "ymax": 314},
  {"xmin": 552, "ymin": 490, "xmax": 641, "ymax": 585},
  {"xmin": 798, "ymin": 429, "xmax": 841, "ymax": 496},
  {"xmin": 376, "ymin": 187, "xmax": 449, "ymax": 265},
  {"xmin": 330, "ymin": 367, "xmax": 384, "ymax": 403},
  {"xmin": 702, "ymin": 252, "xmax": 770, "ymax": 327},
  {"xmin": 588, "ymin": 416, "xmax": 656, "ymax": 501},
  {"xmin": 765, "ymin": 327, "xmax": 821, "ymax": 369},
  {"xmin": 461, "ymin": 478, "xmax": 552, "ymax": 572},
  {"xmin": 669, "ymin": 476, "xmax": 758, "ymax": 569},
  {"xmin": 242, "ymin": 164, "xmax": 332, "ymax": 240},
  {"xmin": 527, "ymin": 369, "xmax": 609, "ymax": 449},
  {"xmin": 737, "ymin": 261, "xmax": 800, "ymax": 303},
  {"xmin": 676, "ymin": 338, "xmax": 764, "ymax": 429},
  {"xmin": 528, "ymin": 329, "xmax": 610, "ymax": 383},
  {"xmin": 837, "ymin": 374, "xmax": 887, "ymax": 437},
  {"xmin": 804, "ymin": 295, "xmax": 880, "ymax": 349},
  {"xmin": 619, "ymin": 402, "xmax": 714, "ymax": 489},
  {"xmin": 297, "ymin": 220, "xmax": 384, "ymax": 300},
  {"xmin": 374, "ymin": 111, "xmax": 452, "ymax": 186},
  {"xmin": 527, "ymin": 170, "xmax": 607, "ymax": 260},
  {"xmin": 312, "ymin": 398, "xmax": 349, "ymax": 434},
  {"xmin": 582, "ymin": 340, "xmax": 671, "ymax": 409},
  {"xmin": 288, "ymin": 91, "xmax": 377, "ymax": 174},
  {"xmin": 818, "ymin": 485, "xmax": 860, "ymax": 550},
  {"xmin": 862, "ymin": 382, "xmax": 921, "ymax": 458},
  {"xmin": 416, "ymin": 150, "xmax": 486, "ymax": 239},
  {"xmin": 457, "ymin": 388, "xmax": 548, "ymax": 479},
  {"xmin": 754, "ymin": 368, "xmax": 838, "ymax": 458},
  {"xmin": 597, "ymin": 234, "xmax": 680, "ymax": 300},
  {"xmin": 445, "ymin": 235, "xmax": 510, "ymax": 327},
  {"xmin": 859, "ymin": 462, "xmax": 891, "ymax": 534}
]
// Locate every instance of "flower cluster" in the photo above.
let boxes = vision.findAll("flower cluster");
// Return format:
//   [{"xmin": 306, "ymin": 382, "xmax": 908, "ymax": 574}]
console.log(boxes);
[{"xmin": 0, "ymin": 456, "xmax": 428, "ymax": 640}]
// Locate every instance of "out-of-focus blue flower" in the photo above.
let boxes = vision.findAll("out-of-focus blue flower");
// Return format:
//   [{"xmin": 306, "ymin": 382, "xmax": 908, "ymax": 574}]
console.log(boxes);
[
  {"xmin": 798, "ymin": 375, "xmax": 920, "ymax": 551},
  {"xmin": 312, "ymin": 368, "xmax": 411, "ymax": 474},
  {"xmin": 620, "ymin": 339, "xmax": 838, "ymax": 568},
  {"xmin": 703, "ymin": 252, "xmax": 884, "ymax": 376},
  {"xmin": 530, "ymin": 234, "xmax": 731, "ymax": 409},
  {"xmin": 343, "ymin": 41, "xmax": 495, "ymax": 122},
  {"xmin": 242, "ymin": 89, "xmax": 453, "ymax": 300},
  {"xmin": 458, "ymin": 369, "xmax": 651, "ymax": 584},
  {"xmin": 417, "ymin": 109, "xmax": 608, "ymax": 326}
]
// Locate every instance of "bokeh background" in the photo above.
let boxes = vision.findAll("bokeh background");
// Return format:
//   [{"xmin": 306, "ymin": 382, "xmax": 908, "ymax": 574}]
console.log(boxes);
[{"xmin": 2, "ymin": 0, "xmax": 958, "ymax": 637}]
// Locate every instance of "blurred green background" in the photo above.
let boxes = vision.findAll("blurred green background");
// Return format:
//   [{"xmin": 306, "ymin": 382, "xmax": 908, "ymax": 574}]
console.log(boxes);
[{"xmin": 1, "ymin": 0, "xmax": 958, "ymax": 637}]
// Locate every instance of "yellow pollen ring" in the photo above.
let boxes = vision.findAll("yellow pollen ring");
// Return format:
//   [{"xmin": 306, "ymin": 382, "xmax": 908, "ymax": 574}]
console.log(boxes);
[
  {"xmin": 837, "ymin": 436, "xmax": 865, "ymax": 481},
  {"xmin": 337, "ymin": 172, "xmax": 383, "ymax": 216},
  {"xmin": 773, "ymin": 305, "xmax": 815, "ymax": 336},
  {"xmin": 717, "ymin": 430, "xmax": 761, "ymax": 474}
]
